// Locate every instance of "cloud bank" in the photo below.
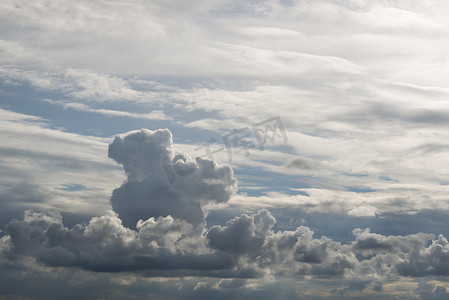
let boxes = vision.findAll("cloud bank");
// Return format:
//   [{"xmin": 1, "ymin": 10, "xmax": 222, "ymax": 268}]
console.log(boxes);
[{"xmin": 1, "ymin": 128, "xmax": 449, "ymax": 283}]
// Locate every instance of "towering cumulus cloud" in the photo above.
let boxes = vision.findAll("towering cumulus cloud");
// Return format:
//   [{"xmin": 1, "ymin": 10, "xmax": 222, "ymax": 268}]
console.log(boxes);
[
  {"xmin": 2, "ymin": 128, "xmax": 449, "ymax": 284},
  {"xmin": 108, "ymin": 129, "xmax": 237, "ymax": 228}
]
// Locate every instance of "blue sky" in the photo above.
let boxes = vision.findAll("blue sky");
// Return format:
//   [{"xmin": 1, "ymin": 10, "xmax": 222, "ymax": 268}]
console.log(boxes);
[{"xmin": 1, "ymin": 1, "xmax": 449, "ymax": 299}]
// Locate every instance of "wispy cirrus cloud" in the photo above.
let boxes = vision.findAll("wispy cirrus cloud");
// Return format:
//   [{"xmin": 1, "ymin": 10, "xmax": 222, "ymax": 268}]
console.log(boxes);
[
  {"xmin": 0, "ymin": 108, "xmax": 123, "ymax": 225},
  {"xmin": 43, "ymin": 99, "xmax": 172, "ymax": 121}
]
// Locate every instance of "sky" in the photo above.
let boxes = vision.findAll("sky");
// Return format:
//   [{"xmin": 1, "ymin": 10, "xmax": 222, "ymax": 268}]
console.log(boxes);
[{"xmin": 1, "ymin": 0, "xmax": 449, "ymax": 299}]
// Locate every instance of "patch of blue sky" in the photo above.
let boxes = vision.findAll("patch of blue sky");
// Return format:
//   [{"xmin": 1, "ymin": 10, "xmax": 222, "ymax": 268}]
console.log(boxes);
[
  {"xmin": 379, "ymin": 175, "xmax": 399, "ymax": 182},
  {"xmin": 341, "ymin": 172, "xmax": 371, "ymax": 178},
  {"xmin": 345, "ymin": 186, "xmax": 377, "ymax": 193},
  {"xmin": 258, "ymin": 143, "xmax": 298, "ymax": 156},
  {"xmin": 56, "ymin": 184, "xmax": 95, "ymax": 192},
  {"xmin": 0, "ymin": 80, "xmax": 224, "ymax": 142},
  {"xmin": 269, "ymin": 208, "xmax": 449, "ymax": 244},
  {"xmin": 130, "ymin": 75, "xmax": 258, "ymax": 91},
  {"xmin": 233, "ymin": 165, "xmax": 314, "ymax": 197}
]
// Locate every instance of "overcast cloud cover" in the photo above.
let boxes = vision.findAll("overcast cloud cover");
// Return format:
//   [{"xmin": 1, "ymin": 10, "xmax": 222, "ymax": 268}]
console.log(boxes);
[{"xmin": 1, "ymin": 0, "xmax": 449, "ymax": 299}]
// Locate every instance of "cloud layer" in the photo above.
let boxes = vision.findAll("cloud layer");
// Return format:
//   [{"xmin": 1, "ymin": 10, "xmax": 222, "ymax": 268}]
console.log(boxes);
[
  {"xmin": 2, "ymin": 0, "xmax": 449, "ymax": 298},
  {"xmin": 1, "ymin": 128, "xmax": 449, "ymax": 284}
]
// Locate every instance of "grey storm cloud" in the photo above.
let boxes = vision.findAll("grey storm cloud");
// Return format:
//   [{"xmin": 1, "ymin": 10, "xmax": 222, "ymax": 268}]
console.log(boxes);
[
  {"xmin": 1, "ymin": 128, "xmax": 449, "ymax": 281},
  {"xmin": 206, "ymin": 210, "xmax": 275, "ymax": 255},
  {"xmin": 207, "ymin": 210, "xmax": 356, "ymax": 277},
  {"xmin": 2, "ymin": 209, "xmax": 233, "ymax": 274}
]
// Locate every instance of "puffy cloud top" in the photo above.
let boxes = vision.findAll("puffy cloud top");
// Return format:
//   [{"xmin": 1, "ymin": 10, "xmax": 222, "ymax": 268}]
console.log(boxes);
[
  {"xmin": 108, "ymin": 129, "xmax": 174, "ymax": 182},
  {"xmin": 108, "ymin": 129, "xmax": 237, "ymax": 228}
]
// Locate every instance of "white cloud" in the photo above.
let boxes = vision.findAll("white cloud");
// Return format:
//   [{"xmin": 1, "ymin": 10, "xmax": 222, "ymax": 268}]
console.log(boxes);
[
  {"xmin": 108, "ymin": 129, "xmax": 237, "ymax": 228},
  {"xmin": 43, "ymin": 99, "xmax": 171, "ymax": 121}
]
